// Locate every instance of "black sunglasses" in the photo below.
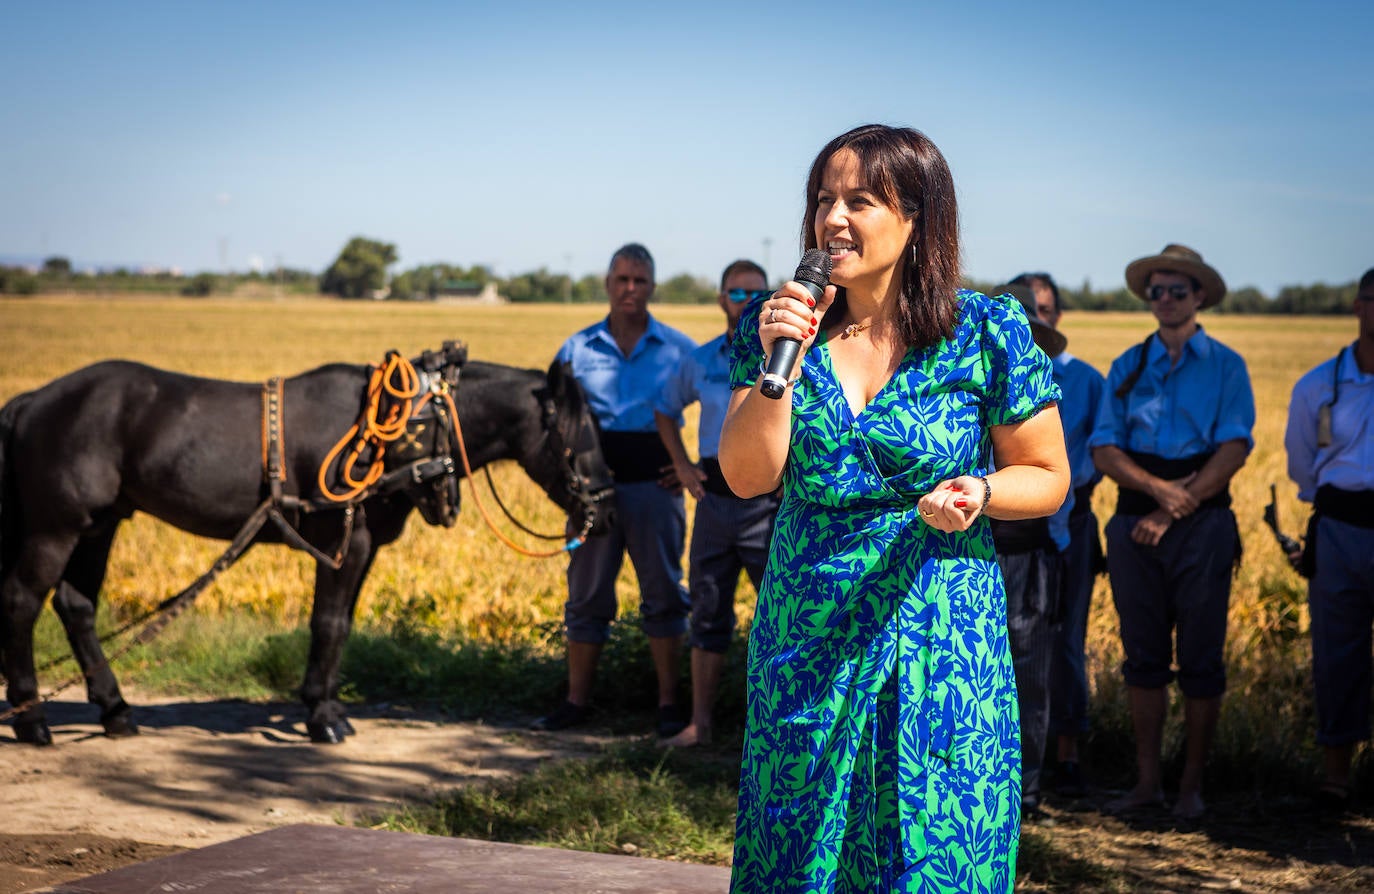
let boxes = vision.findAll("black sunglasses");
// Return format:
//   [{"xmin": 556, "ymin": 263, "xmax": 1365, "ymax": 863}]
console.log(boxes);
[
  {"xmin": 726, "ymin": 288, "xmax": 771, "ymax": 303},
  {"xmin": 1146, "ymin": 284, "xmax": 1193, "ymax": 302}
]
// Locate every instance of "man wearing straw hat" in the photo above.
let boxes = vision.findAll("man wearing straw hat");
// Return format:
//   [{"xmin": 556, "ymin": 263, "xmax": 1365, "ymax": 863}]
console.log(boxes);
[
  {"xmin": 1011, "ymin": 271, "xmax": 1108, "ymax": 800},
  {"xmin": 987, "ymin": 283, "xmax": 1070, "ymax": 818},
  {"xmin": 1089, "ymin": 244, "xmax": 1255, "ymax": 820},
  {"xmin": 1284, "ymin": 266, "xmax": 1374, "ymax": 811}
]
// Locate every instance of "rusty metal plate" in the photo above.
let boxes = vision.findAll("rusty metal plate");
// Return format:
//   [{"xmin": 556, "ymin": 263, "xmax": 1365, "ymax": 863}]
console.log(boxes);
[{"xmin": 45, "ymin": 824, "xmax": 729, "ymax": 893}]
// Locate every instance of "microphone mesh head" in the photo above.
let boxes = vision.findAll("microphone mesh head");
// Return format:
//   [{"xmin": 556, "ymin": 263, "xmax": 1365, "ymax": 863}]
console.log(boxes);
[{"xmin": 795, "ymin": 249, "xmax": 832, "ymax": 288}]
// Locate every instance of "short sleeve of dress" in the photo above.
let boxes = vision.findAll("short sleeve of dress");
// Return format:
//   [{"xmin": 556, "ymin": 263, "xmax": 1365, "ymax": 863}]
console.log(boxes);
[
  {"xmin": 729, "ymin": 295, "xmax": 768, "ymax": 390},
  {"xmin": 979, "ymin": 292, "xmax": 1061, "ymax": 427}
]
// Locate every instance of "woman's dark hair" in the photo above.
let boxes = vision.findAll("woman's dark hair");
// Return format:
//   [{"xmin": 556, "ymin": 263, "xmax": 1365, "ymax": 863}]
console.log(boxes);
[{"xmin": 802, "ymin": 124, "xmax": 961, "ymax": 348}]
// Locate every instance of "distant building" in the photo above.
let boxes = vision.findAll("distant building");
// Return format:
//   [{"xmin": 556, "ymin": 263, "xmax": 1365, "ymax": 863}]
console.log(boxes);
[{"xmin": 433, "ymin": 279, "xmax": 504, "ymax": 304}]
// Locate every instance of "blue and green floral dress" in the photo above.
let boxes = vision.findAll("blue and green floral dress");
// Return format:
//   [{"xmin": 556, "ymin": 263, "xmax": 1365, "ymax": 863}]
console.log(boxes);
[{"xmin": 728, "ymin": 290, "xmax": 1059, "ymax": 893}]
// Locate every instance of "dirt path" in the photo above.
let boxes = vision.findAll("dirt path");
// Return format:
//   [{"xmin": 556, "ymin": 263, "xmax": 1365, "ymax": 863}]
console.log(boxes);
[
  {"xmin": 0, "ymin": 694, "xmax": 598, "ymax": 892},
  {"xmin": 2, "ymin": 695, "xmax": 1373, "ymax": 893}
]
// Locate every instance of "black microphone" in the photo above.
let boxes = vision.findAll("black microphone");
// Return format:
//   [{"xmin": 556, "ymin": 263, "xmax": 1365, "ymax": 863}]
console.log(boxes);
[{"xmin": 760, "ymin": 249, "xmax": 832, "ymax": 399}]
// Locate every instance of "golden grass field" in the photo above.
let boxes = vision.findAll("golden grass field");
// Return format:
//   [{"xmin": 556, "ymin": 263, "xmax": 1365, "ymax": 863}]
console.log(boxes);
[{"xmin": 0, "ymin": 295, "xmax": 1355, "ymax": 736}]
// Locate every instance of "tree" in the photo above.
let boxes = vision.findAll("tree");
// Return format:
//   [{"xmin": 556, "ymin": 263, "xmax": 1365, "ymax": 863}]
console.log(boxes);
[
  {"xmin": 180, "ymin": 273, "xmax": 217, "ymax": 297},
  {"xmin": 1214, "ymin": 286, "xmax": 1269, "ymax": 314},
  {"xmin": 320, "ymin": 237, "xmax": 398, "ymax": 299},
  {"xmin": 502, "ymin": 267, "xmax": 571, "ymax": 303},
  {"xmin": 654, "ymin": 272, "xmax": 716, "ymax": 304},
  {"xmin": 41, "ymin": 256, "xmax": 72, "ymax": 278}
]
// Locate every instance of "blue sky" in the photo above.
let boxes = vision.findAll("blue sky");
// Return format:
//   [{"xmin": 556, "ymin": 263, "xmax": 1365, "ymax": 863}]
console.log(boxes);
[{"xmin": 2, "ymin": 1, "xmax": 1370, "ymax": 295}]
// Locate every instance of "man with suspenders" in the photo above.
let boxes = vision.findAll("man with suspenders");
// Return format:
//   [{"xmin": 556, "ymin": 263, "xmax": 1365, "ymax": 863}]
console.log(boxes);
[
  {"xmin": 1284, "ymin": 267, "xmax": 1374, "ymax": 810},
  {"xmin": 986, "ymin": 283, "xmax": 1070, "ymax": 818},
  {"xmin": 1010, "ymin": 271, "xmax": 1108, "ymax": 799},
  {"xmin": 1090, "ymin": 244, "xmax": 1255, "ymax": 819}
]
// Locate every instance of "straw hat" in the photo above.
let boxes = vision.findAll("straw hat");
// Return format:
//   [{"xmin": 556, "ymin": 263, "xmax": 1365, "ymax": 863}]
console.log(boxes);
[
  {"xmin": 1124, "ymin": 244, "xmax": 1227, "ymax": 309},
  {"xmin": 990, "ymin": 283, "xmax": 1067, "ymax": 357}
]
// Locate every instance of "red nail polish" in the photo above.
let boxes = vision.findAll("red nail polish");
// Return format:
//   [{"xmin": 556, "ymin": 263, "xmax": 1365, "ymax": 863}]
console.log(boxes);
[
  {"xmin": 807, "ymin": 297, "xmax": 816, "ymax": 308},
  {"xmin": 808, "ymin": 327, "xmax": 816, "ymax": 335},
  {"xmin": 810, "ymin": 317, "xmax": 818, "ymax": 326},
  {"xmin": 954, "ymin": 498, "xmax": 968, "ymax": 508}
]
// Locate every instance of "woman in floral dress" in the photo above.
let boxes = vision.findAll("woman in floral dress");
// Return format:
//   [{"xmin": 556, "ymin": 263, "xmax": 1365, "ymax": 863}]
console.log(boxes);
[{"xmin": 719, "ymin": 124, "xmax": 1069, "ymax": 893}]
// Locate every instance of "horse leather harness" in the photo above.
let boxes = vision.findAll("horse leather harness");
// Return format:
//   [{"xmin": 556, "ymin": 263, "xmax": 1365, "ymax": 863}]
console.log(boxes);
[{"xmin": 2, "ymin": 344, "xmax": 606, "ymax": 720}]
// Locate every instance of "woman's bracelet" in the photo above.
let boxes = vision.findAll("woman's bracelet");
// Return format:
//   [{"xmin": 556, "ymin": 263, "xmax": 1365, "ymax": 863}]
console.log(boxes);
[
  {"xmin": 975, "ymin": 475, "xmax": 992, "ymax": 515},
  {"xmin": 757, "ymin": 359, "xmax": 801, "ymax": 389}
]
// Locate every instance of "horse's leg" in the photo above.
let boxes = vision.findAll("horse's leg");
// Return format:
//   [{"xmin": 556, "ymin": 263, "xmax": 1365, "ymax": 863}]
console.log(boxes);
[
  {"xmin": 300, "ymin": 520, "xmax": 375, "ymax": 744},
  {"xmin": 1, "ymin": 531, "xmax": 80, "ymax": 746},
  {"xmin": 51, "ymin": 522, "xmax": 137, "ymax": 737}
]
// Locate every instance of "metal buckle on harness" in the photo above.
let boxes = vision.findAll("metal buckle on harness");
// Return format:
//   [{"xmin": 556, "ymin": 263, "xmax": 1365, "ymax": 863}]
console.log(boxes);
[{"xmin": 410, "ymin": 456, "xmax": 455, "ymax": 485}]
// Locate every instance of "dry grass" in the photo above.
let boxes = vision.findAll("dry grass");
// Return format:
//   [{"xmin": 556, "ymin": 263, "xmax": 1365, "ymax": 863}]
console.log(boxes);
[
  {"xmin": 0, "ymin": 295, "xmax": 1357, "ymax": 787},
  {"xmin": 0, "ymin": 295, "xmax": 723, "ymax": 644}
]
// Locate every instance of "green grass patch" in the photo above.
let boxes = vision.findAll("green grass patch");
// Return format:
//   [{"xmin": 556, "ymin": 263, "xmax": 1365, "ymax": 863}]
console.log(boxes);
[{"xmin": 371, "ymin": 742, "xmax": 739, "ymax": 865}]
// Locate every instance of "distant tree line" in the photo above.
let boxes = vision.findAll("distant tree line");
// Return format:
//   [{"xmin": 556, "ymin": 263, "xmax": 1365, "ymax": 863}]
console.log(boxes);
[
  {"xmin": 0, "ymin": 255, "xmax": 318, "ymax": 297},
  {"xmin": 967, "ymin": 276, "xmax": 1364, "ymax": 315},
  {"xmin": 1, "ymin": 238, "xmax": 1362, "ymax": 314}
]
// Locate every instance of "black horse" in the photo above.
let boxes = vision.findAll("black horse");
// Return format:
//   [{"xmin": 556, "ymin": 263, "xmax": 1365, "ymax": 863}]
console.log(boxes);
[{"xmin": 0, "ymin": 344, "xmax": 613, "ymax": 745}]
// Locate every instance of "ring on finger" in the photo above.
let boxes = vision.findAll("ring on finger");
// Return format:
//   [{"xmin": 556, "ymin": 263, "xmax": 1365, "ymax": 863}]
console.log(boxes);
[
  {"xmin": 920, "ymin": 509, "xmax": 935, "ymax": 518},
  {"xmin": 768, "ymin": 308, "xmax": 778, "ymax": 324}
]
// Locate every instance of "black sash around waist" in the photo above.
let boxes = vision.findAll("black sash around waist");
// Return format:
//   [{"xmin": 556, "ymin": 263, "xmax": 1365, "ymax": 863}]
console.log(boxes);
[
  {"xmin": 1116, "ymin": 451, "xmax": 1231, "ymax": 516},
  {"xmin": 599, "ymin": 430, "xmax": 671, "ymax": 483},
  {"xmin": 1069, "ymin": 482, "xmax": 1097, "ymax": 520},
  {"xmin": 990, "ymin": 517, "xmax": 1057, "ymax": 555},
  {"xmin": 1315, "ymin": 485, "xmax": 1374, "ymax": 529},
  {"xmin": 699, "ymin": 457, "xmax": 738, "ymax": 498}
]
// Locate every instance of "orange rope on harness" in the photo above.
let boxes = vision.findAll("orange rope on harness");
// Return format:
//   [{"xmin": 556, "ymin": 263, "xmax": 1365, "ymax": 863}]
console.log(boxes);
[{"xmin": 317, "ymin": 351, "xmax": 422, "ymax": 502}]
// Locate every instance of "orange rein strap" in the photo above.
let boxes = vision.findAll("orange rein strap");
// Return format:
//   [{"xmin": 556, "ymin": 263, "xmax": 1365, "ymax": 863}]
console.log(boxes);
[
  {"xmin": 438, "ymin": 387, "xmax": 584, "ymax": 558},
  {"xmin": 317, "ymin": 352, "xmax": 421, "ymax": 502}
]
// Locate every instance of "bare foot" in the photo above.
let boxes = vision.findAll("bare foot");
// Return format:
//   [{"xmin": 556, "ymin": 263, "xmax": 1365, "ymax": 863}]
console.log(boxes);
[
  {"xmin": 1105, "ymin": 786, "xmax": 1166, "ymax": 813},
  {"xmin": 1172, "ymin": 790, "xmax": 1206, "ymax": 820},
  {"xmin": 661, "ymin": 723, "xmax": 710, "ymax": 748}
]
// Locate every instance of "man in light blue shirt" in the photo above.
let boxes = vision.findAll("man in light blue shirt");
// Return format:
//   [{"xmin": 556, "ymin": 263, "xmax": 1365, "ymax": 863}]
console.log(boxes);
[
  {"xmin": 533, "ymin": 243, "xmax": 699, "ymax": 735},
  {"xmin": 1011, "ymin": 271, "xmax": 1107, "ymax": 800},
  {"xmin": 1284, "ymin": 266, "xmax": 1374, "ymax": 810},
  {"xmin": 654, "ymin": 259, "xmax": 780, "ymax": 748},
  {"xmin": 986, "ymin": 282, "xmax": 1069, "ymax": 818},
  {"xmin": 1090, "ymin": 244, "xmax": 1255, "ymax": 820}
]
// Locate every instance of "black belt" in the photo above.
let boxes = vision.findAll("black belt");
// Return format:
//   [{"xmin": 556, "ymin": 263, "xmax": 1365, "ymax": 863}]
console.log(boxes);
[
  {"xmin": 1116, "ymin": 451, "xmax": 1230, "ymax": 516},
  {"xmin": 1315, "ymin": 485, "xmax": 1374, "ymax": 529},
  {"xmin": 990, "ymin": 517, "xmax": 1056, "ymax": 554},
  {"xmin": 699, "ymin": 457, "xmax": 738, "ymax": 498},
  {"xmin": 599, "ymin": 431, "xmax": 670, "ymax": 483},
  {"xmin": 1069, "ymin": 482, "xmax": 1097, "ymax": 520}
]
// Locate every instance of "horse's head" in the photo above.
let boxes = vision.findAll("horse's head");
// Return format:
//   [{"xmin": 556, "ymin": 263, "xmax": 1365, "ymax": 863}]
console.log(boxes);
[
  {"xmin": 385, "ymin": 341, "xmax": 469, "ymax": 528},
  {"xmin": 529, "ymin": 361, "xmax": 616, "ymax": 540}
]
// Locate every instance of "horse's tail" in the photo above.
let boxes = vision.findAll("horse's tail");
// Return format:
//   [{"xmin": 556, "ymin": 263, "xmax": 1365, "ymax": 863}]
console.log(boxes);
[{"xmin": 0, "ymin": 391, "xmax": 33, "ymax": 594}]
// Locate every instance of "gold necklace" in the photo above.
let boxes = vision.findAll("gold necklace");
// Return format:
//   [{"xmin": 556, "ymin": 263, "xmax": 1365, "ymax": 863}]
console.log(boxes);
[{"xmin": 840, "ymin": 320, "xmax": 873, "ymax": 339}]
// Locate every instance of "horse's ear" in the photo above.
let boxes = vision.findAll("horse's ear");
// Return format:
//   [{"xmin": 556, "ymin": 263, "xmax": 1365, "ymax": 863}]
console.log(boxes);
[{"xmin": 546, "ymin": 360, "xmax": 567, "ymax": 395}]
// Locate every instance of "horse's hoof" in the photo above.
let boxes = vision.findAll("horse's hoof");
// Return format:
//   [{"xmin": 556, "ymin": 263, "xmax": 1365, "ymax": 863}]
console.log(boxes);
[
  {"xmin": 15, "ymin": 719, "xmax": 54, "ymax": 747},
  {"xmin": 103, "ymin": 715, "xmax": 140, "ymax": 738},
  {"xmin": 307, "ymin": 721, "xmax": 345, "ymax": 745},
  {"xmin": 337, "ymin": 717, "xmax": 356, "ymax": 737}
]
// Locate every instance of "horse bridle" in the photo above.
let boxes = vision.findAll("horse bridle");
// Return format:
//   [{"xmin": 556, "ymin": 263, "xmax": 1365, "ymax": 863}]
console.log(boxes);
[{"xmin": 529, "ymin": 382, "xmax": 615, "ymax": 545}]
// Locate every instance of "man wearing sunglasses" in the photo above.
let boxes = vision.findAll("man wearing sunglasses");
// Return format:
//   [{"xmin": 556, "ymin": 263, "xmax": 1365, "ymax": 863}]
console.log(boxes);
[
  {"xmin": 1089, "ymin": 244, "xmax": 1255, "ymax": 820},
  {"xmin": 654, "ymin": 259, "xmax": 780, "ymax": 747}
]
